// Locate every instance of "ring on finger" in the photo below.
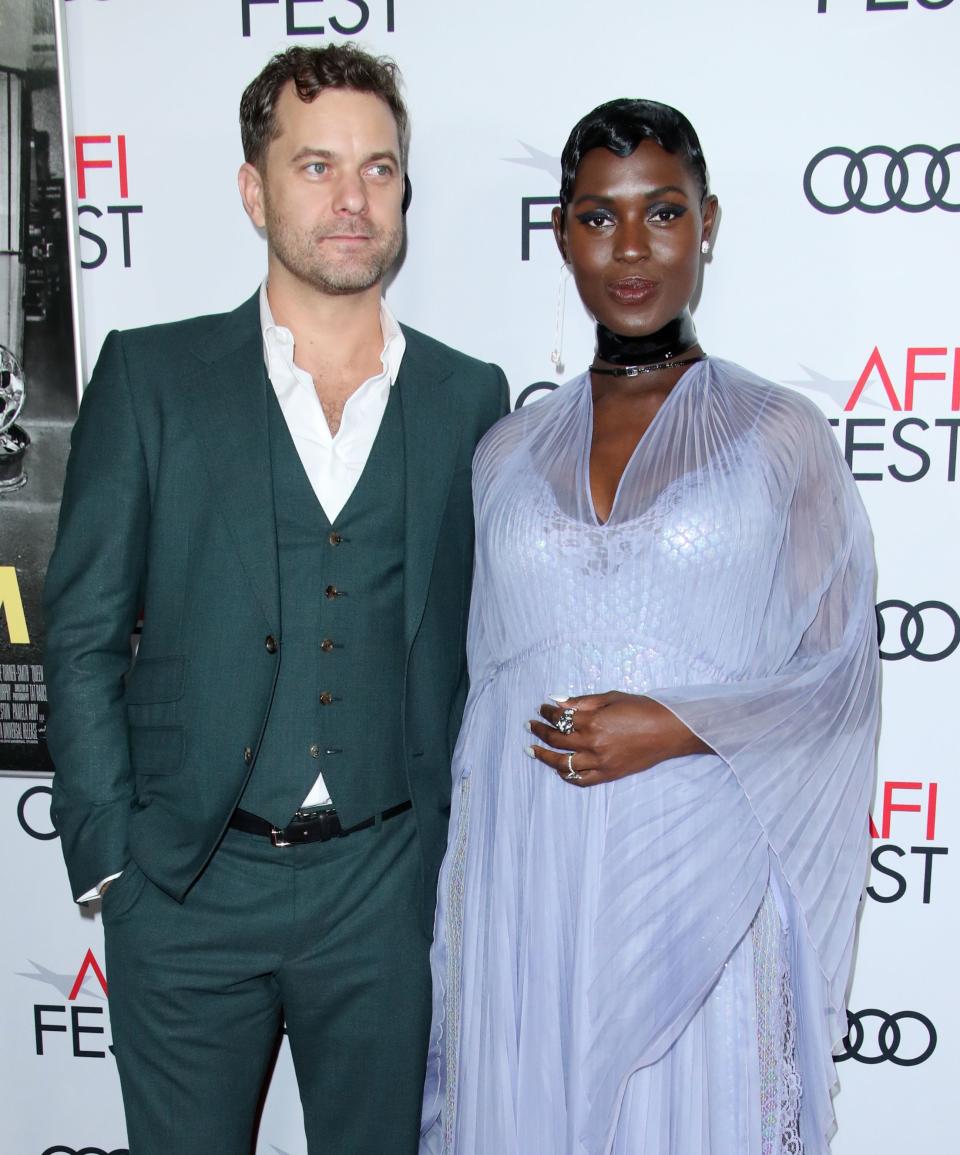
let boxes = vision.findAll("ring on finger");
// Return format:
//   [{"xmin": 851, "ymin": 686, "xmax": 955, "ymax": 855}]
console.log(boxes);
[
  {"xmin": 564, "ymin": 752, "xmax": 582, "ymax": 782},
  {"xmin": 555, "ymin": 706, "xmax": 577, "ymax": 736}
]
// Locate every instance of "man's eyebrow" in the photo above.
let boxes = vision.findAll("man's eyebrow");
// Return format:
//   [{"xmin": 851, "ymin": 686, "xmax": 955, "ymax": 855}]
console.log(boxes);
[
  {"xmin": 289, "ymin": 147, "xmax": 337, "ymax": 163},
  {"xmin": 362, "ymin": 150, "xmax": 401, "ymax": 168}
]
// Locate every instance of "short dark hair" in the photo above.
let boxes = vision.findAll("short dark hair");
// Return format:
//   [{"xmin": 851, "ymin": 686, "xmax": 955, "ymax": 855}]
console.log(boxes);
[
  {"xmin": 558, "ymin": 98, "xmax": 709, "ymax": 217},
  {"xmin": 240, "ymin": 44, "xmax": 409, "ymax": 169}
]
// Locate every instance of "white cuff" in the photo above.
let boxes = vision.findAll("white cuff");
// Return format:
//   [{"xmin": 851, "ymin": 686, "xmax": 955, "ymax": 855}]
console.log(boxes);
[{"xmin": 77, "ymin": 871, "xmax": 123, "ymax": 903}]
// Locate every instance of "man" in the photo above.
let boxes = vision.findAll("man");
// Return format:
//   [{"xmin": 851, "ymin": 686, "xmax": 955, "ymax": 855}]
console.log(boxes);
[{"xmin": 44, "ymin": 44, "xmax": 508, "ymax": 1155}]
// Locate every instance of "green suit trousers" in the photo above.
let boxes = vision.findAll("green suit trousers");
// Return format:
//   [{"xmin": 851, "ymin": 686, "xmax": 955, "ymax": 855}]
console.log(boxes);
[{"xmin": 102, "ymin": 809, "xmax": 430, "ymax": 1154}]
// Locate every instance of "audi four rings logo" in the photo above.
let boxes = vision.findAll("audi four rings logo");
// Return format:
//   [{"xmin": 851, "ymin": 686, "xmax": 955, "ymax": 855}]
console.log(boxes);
[
  {"xmin": 804, "ymin": 145, "xmax": 960, "ymax": 213},
  {"xmin": 836, "ymin": 1009, "xmax": 937, "ymax": 1067},
  {"xmin": 42, "ymin": 1148, "xmax": 128, "ymax": 1155},
  {"xmin": 876, "ymin": 600, "xmax": 960, "ymax": 662}
]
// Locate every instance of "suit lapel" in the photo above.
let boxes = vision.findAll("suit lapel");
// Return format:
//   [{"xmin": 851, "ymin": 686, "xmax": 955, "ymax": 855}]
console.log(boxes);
[
  {"xmin": 399, "ymin": 331, "xmax": 463, "ymax": 651},
  {"xmin": 190, "ymin": 294, "xmax": 280, "ymax": 631}
]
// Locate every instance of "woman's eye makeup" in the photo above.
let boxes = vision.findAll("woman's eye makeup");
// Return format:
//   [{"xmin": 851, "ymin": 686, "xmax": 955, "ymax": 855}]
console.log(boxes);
[
  {"xmin": 573, "ymin": 202, "xmax": 688, "ymax": 230},
  {"xmin": 574, "ymin": 209, "xmax": 615, "ymax": 229},
  {"xmin": 647, "ymin": 203, "xmax": 686, "ymax": 223}
]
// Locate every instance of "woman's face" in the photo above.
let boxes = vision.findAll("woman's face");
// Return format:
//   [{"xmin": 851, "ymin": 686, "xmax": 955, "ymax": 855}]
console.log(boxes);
[{"xmin": 552, "ymin": 140, "xmax": 717, "ymax": 338}]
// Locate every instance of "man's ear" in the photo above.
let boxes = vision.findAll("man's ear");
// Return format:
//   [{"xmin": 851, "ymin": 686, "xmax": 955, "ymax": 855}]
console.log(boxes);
[{"xmin": 238, "ymin": 162, "xmax": 267, "ymax": 229}]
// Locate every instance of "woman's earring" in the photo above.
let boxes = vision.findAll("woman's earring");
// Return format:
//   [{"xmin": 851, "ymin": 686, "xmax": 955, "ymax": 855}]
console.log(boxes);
[
  {"xmin": 700, "ymin": 240, "xmax": 711, "ymax": 255},
  {"xmin": 550, "ymin": 263, "xmax": 571, "ymax": 375}
]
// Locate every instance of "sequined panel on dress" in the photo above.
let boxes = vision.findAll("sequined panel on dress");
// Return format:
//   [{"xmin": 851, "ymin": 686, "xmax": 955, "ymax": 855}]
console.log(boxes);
[{"xmin": 753, "ymin": 889, "xmax": 804, "ymax": 1154}]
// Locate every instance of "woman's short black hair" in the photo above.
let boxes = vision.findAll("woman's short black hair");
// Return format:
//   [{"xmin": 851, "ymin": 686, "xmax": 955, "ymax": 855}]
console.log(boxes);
[{"xmin": 558, "ymin": 98, "xmax": 709, "ymax": 217}]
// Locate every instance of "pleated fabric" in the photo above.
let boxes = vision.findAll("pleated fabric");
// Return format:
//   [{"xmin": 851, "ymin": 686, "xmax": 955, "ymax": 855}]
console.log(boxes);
[{"xmin": 420, "ymin": 359, "xmax": 879, "ymax": 1155}]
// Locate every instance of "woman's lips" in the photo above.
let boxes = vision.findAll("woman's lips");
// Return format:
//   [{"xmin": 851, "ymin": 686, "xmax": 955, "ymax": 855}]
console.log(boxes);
[{"xmin": 606, "ymin": 277, "xmax": 658, "ymax": 304}]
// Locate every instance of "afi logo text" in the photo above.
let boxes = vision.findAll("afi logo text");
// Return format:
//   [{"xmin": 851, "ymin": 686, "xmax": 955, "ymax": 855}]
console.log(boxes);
[
  {"xmin": 241, "ymin": 0, "xmax": 396, "ymax": 37},
  {"xmin": 867, "ymin": 781, "xmax": 948, "ymax": 904},
  {"xmin": 34, "ymin": 950, "xmax": 113, "ymax": 1058},
  {"xmin": 828, "ymin": 345, "xmax": 960, "ymax": 483},
  {"xmin": 75, "ymin": 135, "xmax": 142, "ymax": 269}
]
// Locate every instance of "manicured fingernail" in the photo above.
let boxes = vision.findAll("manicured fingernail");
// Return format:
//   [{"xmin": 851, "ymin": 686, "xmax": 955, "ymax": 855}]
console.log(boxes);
[
  {"xmin": 524, "ymin": 720, "xmax": 533, "ymax": 733},
  {"xmin": 524, "ymin": 745, "xmax": 536, "ymax": 758},
  {"xmin": 549, "ymin": 693, "xmax": 569, "ymax": 703}
]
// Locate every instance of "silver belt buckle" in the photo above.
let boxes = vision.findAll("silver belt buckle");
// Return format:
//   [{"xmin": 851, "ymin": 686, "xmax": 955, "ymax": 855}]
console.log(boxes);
[{"xmin": 270, "ymin": 825, "xmax": 292, "ymax": 848}]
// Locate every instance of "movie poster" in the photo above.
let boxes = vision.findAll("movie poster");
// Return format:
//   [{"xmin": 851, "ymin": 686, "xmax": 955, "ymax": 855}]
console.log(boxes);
[{"xmin": 0, "ymin": 0, "xmax": 81, "ymax": 773}]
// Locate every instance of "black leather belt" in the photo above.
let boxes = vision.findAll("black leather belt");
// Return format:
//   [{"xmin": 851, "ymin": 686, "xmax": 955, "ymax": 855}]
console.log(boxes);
[{"xmin": 230, "ymin": 800, "xmax": 412, "ymax": 848}]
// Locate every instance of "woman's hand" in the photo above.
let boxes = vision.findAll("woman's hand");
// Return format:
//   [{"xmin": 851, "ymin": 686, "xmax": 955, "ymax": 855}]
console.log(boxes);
[{"xmin": 527, "ymin": 691, "xmax": 712, "ymax": 787}]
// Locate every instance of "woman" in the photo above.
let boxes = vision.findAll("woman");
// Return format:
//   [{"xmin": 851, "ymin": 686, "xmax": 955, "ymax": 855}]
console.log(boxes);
[{"xmin": 420, "ymin": 100, "xmax": 878, "ymax": 1155}]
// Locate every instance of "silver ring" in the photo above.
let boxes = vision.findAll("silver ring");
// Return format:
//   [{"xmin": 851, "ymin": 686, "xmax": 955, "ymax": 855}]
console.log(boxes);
[
  {"xmin": 555, "ymin": 706, "xmax": 577, "ymax": 736},
  {"xmin": 564, "ymin": 752, "xmax": 581, "ymax": 782}
]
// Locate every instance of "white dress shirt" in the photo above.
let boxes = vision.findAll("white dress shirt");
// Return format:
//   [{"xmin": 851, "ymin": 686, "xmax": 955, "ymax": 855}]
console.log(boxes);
[
  {"xmin": 260, "ymin": 282, "xmax": 406, "ymax": 522},
  {"xmin": 80, "ymin": 287, "xmax": 406, "ymax": 900}
]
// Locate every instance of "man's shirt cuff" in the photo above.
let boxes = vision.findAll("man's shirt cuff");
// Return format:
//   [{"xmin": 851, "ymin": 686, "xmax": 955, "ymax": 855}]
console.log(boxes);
[{"xmin": 77, "ymin": 871, "xmax": 123, "ymax": 903}]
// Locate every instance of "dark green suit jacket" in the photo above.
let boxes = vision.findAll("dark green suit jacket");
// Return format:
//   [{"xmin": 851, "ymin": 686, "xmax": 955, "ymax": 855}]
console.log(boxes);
[{"xmin": 44, "ymin": 292, "xmax": 508, "ymax": 916}]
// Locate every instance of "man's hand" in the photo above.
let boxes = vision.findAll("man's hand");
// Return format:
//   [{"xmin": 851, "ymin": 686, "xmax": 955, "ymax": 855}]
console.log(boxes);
[{"xmin": 526, "ymin": 691, "xmax": 711, "ymax": 787}]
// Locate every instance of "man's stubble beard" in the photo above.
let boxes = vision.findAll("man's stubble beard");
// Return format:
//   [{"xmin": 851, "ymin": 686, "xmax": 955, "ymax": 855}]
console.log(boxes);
[{"xmin": 265, "ymin": 202, "xmax": 404, "ymax": 297}]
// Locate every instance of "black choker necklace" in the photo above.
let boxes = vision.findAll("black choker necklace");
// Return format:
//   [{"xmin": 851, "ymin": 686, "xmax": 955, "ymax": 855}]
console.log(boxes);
[{"xmin": 591, "ymin": 312, "xmax": 704, "ymax": 377}]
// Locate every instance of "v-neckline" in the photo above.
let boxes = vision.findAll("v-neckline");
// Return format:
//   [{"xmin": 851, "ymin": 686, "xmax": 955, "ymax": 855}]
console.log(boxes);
[{"xmin": 583, "ymin": 361, "xmax": 699, "ymax": 528}]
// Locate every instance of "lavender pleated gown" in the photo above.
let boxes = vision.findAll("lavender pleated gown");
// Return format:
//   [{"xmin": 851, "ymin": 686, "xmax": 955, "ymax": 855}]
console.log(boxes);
[{"xmin": 420, "ymin": 359, "xmax": 879, "ymax": 1155}]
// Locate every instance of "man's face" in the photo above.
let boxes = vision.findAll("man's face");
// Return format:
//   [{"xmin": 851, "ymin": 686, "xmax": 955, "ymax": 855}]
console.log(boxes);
[{"xmin": 240, "ymin": 84, "xmax": 404, "ymax": 296}]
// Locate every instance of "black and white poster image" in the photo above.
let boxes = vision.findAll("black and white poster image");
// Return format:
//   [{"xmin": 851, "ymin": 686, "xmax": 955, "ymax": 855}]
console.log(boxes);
[{"xmin": 0, "ymin": 0, "xmax": 80, "ymax": 773}]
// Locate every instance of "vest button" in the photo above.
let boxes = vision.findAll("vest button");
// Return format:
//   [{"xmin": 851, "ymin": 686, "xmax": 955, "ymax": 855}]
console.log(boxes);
[
  {"xmin": 309, "ymin": 744, "xmax": 321, "ymax": 758},
  {"xmin": 243, "ymin": 746, "xmax": 253, "ymax": 765},
  {"xmin": 320, "ymin": 638, "xmax": 335, "ymax": 653},
  {"xmin": 319, "ymin": 691, "xmax": 334, "ymax": 706},
  {"xmin": 325, "ymin": 585, "xmax": 340, "ymax": 599},
  {"xmin": 328, "ymin": 532, "xmax": 343, "ymax": 546},
  {"xmin": 264, "ymin": 635, "xmax": 278, "ymax": 654}
]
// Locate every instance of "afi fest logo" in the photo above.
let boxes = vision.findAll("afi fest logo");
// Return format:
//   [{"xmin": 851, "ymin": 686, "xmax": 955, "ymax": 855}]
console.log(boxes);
[
  {"xmin": 21, "ymin": 949, "xmax": 114, "ymax": 1058},
  {"xmin": 75, "ymin": 135, "xmax": 142, "ymax": 269},
  {"xmin": 804, "ymin": 145, "xmax": 960, "ymax": 214},
  {"xmin": 867, "ymin": 781, "xmax": 948, "ymax": 905},
  {"xmin": 240, "ymin": 0, "xmax": 396, "ymax": 37},
  {"xmin": 786, "ymin": 347, "xmax": 960, "ymax": 483}
]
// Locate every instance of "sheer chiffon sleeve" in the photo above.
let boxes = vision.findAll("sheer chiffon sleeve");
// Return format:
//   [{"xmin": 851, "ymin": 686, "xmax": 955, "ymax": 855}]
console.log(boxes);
[
  {"xmin": 643, "ymin": 401, "xmax": 879, "ymax": 1147},
  {"xmin": 648, "ymin": 403, "xmax": 878, "ymax": 1008}
]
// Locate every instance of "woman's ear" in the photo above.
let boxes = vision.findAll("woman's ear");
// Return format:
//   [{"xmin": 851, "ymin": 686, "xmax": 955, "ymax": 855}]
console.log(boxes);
[
  {"xmin": 701, "ymin": 194, "xmax": 719, "ymax": 249},
  {"xmin": 551, "ymin": 205, "xmax": 568, "ymax": 262}
]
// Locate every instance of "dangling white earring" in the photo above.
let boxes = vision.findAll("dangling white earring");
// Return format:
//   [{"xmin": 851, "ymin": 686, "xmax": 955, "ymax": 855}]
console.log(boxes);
[
  {"xmin": 551, "ymin": 263, "xmax": 571, "ymax": 375},
  {"xmin": 700, "ymin": 240, "xmax": 711, "ymax": 255}
]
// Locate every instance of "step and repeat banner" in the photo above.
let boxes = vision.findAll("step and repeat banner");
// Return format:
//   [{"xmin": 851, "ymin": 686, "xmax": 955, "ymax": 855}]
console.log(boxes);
[{"xmin": 2, "ymin": 1, "xmax": 956, "ymax": 1152}]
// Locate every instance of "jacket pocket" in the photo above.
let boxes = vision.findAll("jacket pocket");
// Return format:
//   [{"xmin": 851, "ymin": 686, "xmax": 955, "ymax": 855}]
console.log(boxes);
[
  {"xmin": 125, "ymin": 655, "xmax": 186, "ymax": 705},
  {"xmin": 129, "ymin": 725, "xmax": 184, "ymax": 775}
]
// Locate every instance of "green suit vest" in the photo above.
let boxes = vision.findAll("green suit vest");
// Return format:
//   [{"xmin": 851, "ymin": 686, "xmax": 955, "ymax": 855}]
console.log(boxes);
[{"xmin": 239, "ymin": 382, "xmax": 408, "ymax": 826}]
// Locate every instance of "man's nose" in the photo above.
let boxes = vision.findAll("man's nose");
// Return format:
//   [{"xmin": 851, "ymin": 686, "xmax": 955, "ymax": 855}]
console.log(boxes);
[{"xmin": 332, "ymin": 171, "xmax": 368, "ymax": 215}]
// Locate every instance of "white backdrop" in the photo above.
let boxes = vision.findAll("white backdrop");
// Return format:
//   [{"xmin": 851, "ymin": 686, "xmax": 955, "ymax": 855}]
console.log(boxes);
[{"xmin": 2, "ymin": 1, "xmax": 957, "ymax": 1152}]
